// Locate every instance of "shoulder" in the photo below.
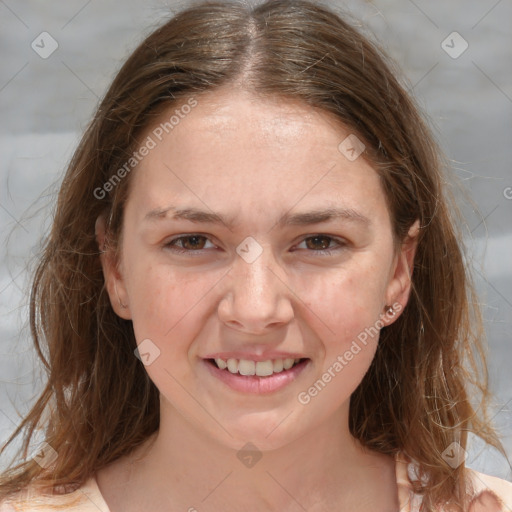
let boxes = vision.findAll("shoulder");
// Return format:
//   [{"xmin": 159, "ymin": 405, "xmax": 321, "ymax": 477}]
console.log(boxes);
[
  {"xmin": 465, "ymin": 467, "xmax": 512, "ymax": 511},
  {"xmin": 395, "ymin": 453, "xmax": 512, "ymax": 511},
  {"xmin": 0, "ymin": 475, "xmax": 110, "ymax": 512}
]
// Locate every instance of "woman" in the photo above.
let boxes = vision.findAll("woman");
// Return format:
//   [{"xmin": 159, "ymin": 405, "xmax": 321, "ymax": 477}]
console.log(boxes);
[{"xmin": 1, "ymin": 0, "xmax": 511, "ymax": 510}]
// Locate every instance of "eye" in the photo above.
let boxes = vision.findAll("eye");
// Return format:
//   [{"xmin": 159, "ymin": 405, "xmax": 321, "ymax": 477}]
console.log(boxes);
[
  {"xmin": 164, "ymin": 234, "xmax": 216, "ymax": 253},
  {"xmin": 294, "ymin": 235, "xmax": 346, "ymax": 255}
]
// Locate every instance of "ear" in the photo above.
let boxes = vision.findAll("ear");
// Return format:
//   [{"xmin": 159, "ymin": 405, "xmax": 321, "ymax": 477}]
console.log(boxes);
[
  {"xmin": 381, "ymin": 219, "xmax": 420, "ymax": 326},
  {"xmin": 95, "ymin": 215, "xmax": 132, "ymax": 320}
]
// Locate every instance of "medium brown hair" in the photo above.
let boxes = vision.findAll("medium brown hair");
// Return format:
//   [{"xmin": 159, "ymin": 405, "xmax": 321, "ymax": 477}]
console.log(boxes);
[{"xmin": 0, "ymin": 0, "xmax": 503, "ymax": 508}]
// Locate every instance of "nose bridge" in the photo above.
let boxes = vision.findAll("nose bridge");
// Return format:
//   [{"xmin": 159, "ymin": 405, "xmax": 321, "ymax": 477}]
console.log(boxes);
[
  {"xmin": 233, "ymin": 243, "xmax": 279, "ymax": 303},
  {"xmin": 218, "ymin": 241, "xmax": 293, "ymax": 331}
]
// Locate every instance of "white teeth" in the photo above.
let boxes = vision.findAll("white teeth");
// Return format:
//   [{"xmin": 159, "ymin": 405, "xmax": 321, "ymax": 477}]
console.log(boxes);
[
  {"xmin": 227, "ymin": 358, "xmax": 238, "ymax": 373},
  {"xmin": 255, "ymin": 360, "xmax": 274, "ymax": 376},
  {"xmin": 238, "ymin": 359, "xmax": 256, "ymax": 376},
  {"xmin": 283, "ymin": 358, "xmax": 295, "ymax": 370},
  {"xmin": 273, "ymin": 359, "xmax": 284, "ymax": 373},
  {"xmin": 213, "ymin": 357, "xmax": 303, "ymax": 376},
  {"xmin": 215, "ymin": 358, "xmax": 227, "ymax": 370}
]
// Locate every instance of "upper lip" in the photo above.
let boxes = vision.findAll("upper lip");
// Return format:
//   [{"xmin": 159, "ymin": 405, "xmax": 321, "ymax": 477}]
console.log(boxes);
[{"xmin": 203, "ymin": 352, "xmax": 307, "ymax": 362}]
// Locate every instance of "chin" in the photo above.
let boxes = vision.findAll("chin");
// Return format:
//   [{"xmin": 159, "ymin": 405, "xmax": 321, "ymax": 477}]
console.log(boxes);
[{"xmin": 215, "ymin": 416, "xmax": 304, "ymax": 452}]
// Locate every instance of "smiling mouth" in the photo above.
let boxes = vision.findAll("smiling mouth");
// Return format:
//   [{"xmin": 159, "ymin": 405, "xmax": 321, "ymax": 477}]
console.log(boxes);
[{"xmin": 207, "ymin": 357, "xmax": 307, "ymax": 377}]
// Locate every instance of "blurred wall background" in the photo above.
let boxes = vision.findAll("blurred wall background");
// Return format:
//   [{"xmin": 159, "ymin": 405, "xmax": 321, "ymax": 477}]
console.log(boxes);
[{"xmin": 0, "ymin": 0, "xmax": 511, "ymax": 478}]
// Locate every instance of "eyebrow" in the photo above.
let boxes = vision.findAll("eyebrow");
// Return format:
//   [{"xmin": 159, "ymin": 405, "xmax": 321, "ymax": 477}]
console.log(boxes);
[{"xmin": 143, "ymin": 206, "xmax": 371, "ymax": 229}]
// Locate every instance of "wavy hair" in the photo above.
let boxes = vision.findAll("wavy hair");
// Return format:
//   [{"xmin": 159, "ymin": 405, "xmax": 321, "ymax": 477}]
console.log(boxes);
[{"xmin": 0, "ymin": 0, "xmax": 503, "ymax": 509}]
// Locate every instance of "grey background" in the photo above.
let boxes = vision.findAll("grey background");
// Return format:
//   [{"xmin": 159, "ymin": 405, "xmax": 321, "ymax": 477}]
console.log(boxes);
[{"xmin": 0, "ymin": 0, "xmax": 511, "ymax": 479}]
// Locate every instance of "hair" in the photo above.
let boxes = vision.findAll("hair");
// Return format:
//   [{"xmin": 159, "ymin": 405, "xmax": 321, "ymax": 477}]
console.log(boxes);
[{"xmin": 0, "ymin": 0, "xmax": 504, "ymax": 509}]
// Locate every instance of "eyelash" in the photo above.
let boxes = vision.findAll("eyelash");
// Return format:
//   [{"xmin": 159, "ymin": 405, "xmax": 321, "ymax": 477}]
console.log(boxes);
[{"xmin": 163, "ymin": 234, "xmax": 347, "ymax": 256}]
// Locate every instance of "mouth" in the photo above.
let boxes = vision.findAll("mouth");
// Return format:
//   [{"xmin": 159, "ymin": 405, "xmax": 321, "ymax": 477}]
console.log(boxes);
[{"xmin": 203, "ymin": 357, "xmax": 310, "ymax": 394}]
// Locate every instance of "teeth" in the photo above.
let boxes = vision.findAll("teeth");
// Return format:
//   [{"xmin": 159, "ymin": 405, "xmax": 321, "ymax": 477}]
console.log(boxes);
[
  {"xmin": 273, "ymin": 359, "xmax": 284, "ymax": 373},
  {"xmin": 238, "ymin": 359, "xmax": 255, "ymax": 376},
  {"xmin": 213, "ymin": 357, "xmax": 302, "ymax": 376},
  {"xmin": 255, "ymin": 360, "xmax": 273, "ymax": 376},
  {"xmin": 283, "ymin": 358, "xmax": 295, "ymax": 370},
  {"xmin": 216, "ymin": 358, "xmax": 227, "ymax": 370}
]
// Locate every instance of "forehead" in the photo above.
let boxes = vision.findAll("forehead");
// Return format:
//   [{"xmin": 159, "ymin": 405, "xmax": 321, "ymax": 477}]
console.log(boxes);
[{"xmin": 127, "ymin": 88, "xmax": 389, "ymax": 225}]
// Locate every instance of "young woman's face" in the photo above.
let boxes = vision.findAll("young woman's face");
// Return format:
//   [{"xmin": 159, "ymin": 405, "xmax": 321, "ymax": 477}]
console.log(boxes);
[{"xmin": 101, "ymin": 88, "xmax": 417, "ymax": 450}]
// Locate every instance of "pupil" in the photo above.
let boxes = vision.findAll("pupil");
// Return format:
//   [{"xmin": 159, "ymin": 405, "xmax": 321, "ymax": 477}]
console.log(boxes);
[
  {"xmin": 184, "ymin": 236, "xmax": 205, "ymax": 249},
  {"xmin": 307, "ymin": 236, "xmax": 330, "ymax": 250}
]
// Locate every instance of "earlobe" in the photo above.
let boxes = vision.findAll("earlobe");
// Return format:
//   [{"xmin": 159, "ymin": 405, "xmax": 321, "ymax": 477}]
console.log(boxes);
[
  {"xmin": 95, "ymin": 215, "xmax": 132, "ymax": 320},
  {"xmin": 380, "ymin": 302, "xmax": 402, "ymax": 326},
  {"xmin": 382, "ymin": 220, "xmax": 421, "ymax": 326}
]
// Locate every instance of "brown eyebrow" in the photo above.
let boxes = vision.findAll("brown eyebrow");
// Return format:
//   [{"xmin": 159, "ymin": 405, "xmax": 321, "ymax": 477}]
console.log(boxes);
[
  {"xmin": 279, "ymin": 207, "xmax": 370, "ymax": 227},
  {"xmin": 144, "ymin": 206, "xmax": 234, "ymax": 226},
  {"xmin": 143, "ymin": 206, "xmax": 370, "ymax": 229}
]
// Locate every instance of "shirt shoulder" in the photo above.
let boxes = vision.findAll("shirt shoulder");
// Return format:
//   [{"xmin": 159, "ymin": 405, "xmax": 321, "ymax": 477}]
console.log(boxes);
[
  {"xmin": 396, "ymin": 453, "xmax": 512, "ymax": 511},
  {"xmin": 466, "ymin": 468, "xmax": 512, "ymax": 511},
  {"xmin": 0, "ymin": 475, "xmax": 110, "ymax": 512}
]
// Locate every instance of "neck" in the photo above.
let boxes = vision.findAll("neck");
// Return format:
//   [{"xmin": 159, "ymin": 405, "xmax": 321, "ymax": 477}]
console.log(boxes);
[{"xmin": 109, "ymin": 399, "xmax": 398, "ymax": 512}]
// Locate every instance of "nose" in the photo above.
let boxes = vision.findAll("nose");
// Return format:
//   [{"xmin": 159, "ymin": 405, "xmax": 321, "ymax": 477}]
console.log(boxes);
[{"xmin": 217, "ymin": 246, "xmax": 294, "ymax": 335}]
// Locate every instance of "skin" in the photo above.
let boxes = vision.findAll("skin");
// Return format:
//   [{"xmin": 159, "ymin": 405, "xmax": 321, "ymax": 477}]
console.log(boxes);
[{"xmin": 95, "ymin": 87, "xmax": 419, "ymax": 512}]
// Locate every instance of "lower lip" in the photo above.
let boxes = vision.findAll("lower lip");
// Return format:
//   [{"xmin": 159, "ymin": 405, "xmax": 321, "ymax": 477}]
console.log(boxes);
[{"xmin": 203, "ymin": 359, "xmax": 310, "ymax": 394}]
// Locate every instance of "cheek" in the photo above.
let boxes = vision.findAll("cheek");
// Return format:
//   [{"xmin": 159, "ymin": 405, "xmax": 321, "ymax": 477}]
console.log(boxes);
[
  {"xmin": 299, "ymin": 261, "xmax": 389, "ymax": 346},
  {"xmin": 294, "ymin": 268, "xmax": 386, "ymax": 413},
  {"xmin": 123, "ymin": 256, "xmax": 223, "ymax": 352}
]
